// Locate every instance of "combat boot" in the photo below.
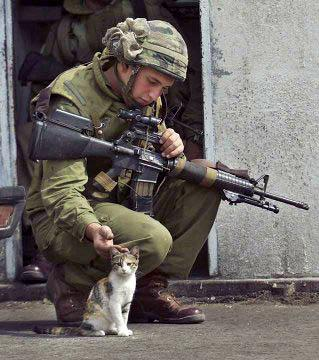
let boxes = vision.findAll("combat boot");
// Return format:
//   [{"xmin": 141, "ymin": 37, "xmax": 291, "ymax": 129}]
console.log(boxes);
[
  {"xmin": 129, "ymin": 270, "xmax": 205, "ymax": 324},
  {"xmin": 46, "ymin": 264, "xmax": 89, "ymax": 325},
  {"xmin": 20, "ymin": 253, "xmax": 53, "ymax": 284}
]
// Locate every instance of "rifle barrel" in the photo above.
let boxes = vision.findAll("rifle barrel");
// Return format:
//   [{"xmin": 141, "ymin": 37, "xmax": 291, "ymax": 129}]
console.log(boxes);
[{"xmin": 254, "ymin": 189, "xmax": 309, "ymax": 210}]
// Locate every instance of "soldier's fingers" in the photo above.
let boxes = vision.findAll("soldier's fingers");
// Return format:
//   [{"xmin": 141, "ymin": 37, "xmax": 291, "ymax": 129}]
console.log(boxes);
[
  {"xmin": 159, "ymin": 128, "xmax": 175, "ymax": 144},
  {"xmin": 99, "ymin": 225, "xmax": 114, "ymax": 239},
  {"xmin": 113, "ymin": 245, "xmax": 129, "ymax": 253},
  {"xmin": 162, "ymin": 143, "xmax": 177, "ymax": 156},
  {"xmin": 164, "ymin": 144, "xmax": 184, "ymax": 158},
  {"xmin": 161, "ymin": 138, "xmax": 184, "ymax": 156},
  {"xmin": 160, "ymin": 133, "xmax": 180, "ymax": 150}
]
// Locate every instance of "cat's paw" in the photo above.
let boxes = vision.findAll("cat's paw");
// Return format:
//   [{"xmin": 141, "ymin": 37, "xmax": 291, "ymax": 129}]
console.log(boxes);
[
  {"xmin": 95, "ymin": 330, "xmax": 106, "ymax": 337},
  {"xmin": 117, "ymin": 328, "xmax": 133, "ymax": 337},
  {"xmin": 80, "ymin": 329, "xmax": 105, "ymax": 337},
  {"xmin": 106, "ymin": 328, "xmax": 118, "ymax": 336}
]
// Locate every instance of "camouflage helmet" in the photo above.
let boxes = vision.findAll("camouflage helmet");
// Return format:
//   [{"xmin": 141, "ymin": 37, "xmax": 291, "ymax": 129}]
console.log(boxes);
[{"xmin": 102, "ymin": 18, "xmax": 188, "ymax": 82}]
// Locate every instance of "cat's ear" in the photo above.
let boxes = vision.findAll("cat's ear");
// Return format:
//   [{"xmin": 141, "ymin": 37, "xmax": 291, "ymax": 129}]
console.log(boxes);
[
  {"xmin": 130, "ymin": 246, "xmax": 139, "ymax": 259},
  {"xmin": 110, "ymin": 247, "xmax": 121, "ymax": 257}
]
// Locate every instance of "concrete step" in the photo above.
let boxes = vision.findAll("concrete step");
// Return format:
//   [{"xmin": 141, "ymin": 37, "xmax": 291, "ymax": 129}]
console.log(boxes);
[{"xmin": 1, "ymin": 277, "xmax": 319, "ymax": 302}]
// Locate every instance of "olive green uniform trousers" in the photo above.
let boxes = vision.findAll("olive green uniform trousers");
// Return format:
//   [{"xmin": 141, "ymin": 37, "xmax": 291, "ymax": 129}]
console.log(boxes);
[{"xmin": 32, "ymin": 178, "xmax": 220, "ymax": 293}]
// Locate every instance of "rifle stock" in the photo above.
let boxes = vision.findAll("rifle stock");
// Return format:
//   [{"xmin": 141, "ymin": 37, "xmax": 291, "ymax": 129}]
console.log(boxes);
[{"xmin": 29, "ymin": 118, "xmax": 135, "ymax": 161}]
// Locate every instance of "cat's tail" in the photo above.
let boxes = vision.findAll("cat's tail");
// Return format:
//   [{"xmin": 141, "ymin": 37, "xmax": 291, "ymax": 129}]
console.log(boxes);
[{"xmin": 33, "ymin": 326, "xmax": 82, "ymax": 336}]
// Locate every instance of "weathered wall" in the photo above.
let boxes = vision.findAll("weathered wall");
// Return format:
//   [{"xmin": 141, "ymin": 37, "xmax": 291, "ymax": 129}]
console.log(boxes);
[
  {"xmin": 208, "ymin": 0, "xmax": 319, "ymax": 278},
  {"xmin": 0, "ymin": 1, "xmax": 22, "ymax": 281}
]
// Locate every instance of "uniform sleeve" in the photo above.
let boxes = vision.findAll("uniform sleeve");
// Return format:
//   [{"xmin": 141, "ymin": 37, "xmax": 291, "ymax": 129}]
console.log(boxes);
[{"xmin": 40, "ymin": 97, "xmax": 100, "ymax": 241}]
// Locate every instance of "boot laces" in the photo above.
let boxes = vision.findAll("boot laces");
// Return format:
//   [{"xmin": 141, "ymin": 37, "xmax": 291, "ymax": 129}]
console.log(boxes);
[{"xmin": 158, "ymin": 289, "xmax": 182, "ymax": 307}]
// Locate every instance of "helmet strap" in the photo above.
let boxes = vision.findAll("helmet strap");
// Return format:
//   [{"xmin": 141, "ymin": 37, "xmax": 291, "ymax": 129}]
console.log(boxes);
[{"xmin": 114, "ymin": 62, "xmax": 142, "ymax": 108}]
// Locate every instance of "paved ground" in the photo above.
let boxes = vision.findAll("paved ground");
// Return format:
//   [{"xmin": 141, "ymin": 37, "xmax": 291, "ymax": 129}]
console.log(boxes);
[{"xmin": 0, "ymin": 299, "xmax": 318, "ymax": 360}]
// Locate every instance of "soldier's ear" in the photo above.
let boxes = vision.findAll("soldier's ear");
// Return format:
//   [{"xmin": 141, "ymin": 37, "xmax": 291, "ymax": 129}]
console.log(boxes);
[{"xmin": 117, "ymin": 62, "xmax": 130, "ymax": 73}]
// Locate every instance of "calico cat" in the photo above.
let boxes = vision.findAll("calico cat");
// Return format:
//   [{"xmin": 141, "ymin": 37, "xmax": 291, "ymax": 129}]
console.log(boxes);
[{"xmin": 34, "ymin": 246, "xmax": 139, "ymax": 337}]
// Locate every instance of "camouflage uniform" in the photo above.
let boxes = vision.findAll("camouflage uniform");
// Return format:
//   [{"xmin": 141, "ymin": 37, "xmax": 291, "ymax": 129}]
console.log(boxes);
[
  {"xmin": 27, "ymin": 19, "xmax": 220, "ymax": 324},
  {"xmin": 19, "ymin": 1, "xmax": 202, "ymax": 286}
]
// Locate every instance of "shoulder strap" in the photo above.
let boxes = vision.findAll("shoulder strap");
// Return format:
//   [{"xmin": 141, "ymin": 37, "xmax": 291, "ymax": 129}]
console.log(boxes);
[{"xmin": 33, "ymin": 85, "xmax": 54, "ymax": 115}]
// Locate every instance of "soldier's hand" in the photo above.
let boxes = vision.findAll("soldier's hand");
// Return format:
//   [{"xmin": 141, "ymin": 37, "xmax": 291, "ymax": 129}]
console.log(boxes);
[
  {"xmin": 85, "ymin": 223, "xmax": 128, "ymax": 259},
  {"xmin": 160, "ymin": 128, "xmax": 184, "ymax": 158}
]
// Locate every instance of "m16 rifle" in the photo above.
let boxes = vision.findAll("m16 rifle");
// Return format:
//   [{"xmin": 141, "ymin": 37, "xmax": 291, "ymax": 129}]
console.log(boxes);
[{"xmin": 29, "ymin": 109, "xmax": 309, "ymax": 216}]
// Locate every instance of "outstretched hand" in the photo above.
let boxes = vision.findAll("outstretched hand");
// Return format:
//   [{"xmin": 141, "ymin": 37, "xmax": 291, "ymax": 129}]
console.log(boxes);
[{"xmin": 85, "ymin": 223, "xmax": 128, "ymax": 259}]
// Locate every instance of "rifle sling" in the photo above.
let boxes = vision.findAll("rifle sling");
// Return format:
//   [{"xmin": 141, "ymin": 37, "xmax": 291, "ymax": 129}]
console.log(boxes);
[{"xmin": 34, "ymin": 82, "xmax": 103, "ymax": 139}]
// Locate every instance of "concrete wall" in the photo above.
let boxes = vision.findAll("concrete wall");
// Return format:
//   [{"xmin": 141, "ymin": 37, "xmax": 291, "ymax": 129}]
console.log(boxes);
[
  {"xmin": 0, "ymin": 1, "xmax": 22, "ymax": 281},
  {"xmin": 207, "ymin": 0, "xmax": 319, "ymax": 278}
]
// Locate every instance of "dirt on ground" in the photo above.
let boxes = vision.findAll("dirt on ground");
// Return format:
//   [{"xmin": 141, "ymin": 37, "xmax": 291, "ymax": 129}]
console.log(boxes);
[{"xmin": 181, "ymin": 290, "xmax": 319, "ymax": 306}]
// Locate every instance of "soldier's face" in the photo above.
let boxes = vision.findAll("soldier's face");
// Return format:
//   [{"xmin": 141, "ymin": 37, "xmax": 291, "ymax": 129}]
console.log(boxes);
[{"xmin": 121, "ymin": 65, "xmax": 174, "ymax": 106}]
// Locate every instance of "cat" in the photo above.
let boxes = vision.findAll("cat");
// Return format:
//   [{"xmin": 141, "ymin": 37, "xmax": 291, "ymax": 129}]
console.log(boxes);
[{"xmin": 34, "ymin": 246, "xmax": 139, "ymax": 337}]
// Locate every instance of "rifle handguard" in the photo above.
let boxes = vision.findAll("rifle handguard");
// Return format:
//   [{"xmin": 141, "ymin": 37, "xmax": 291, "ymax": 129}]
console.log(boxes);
[
  {"xmin": 170, "ymin": 158, "xmax": 254, "ymax": 195},
  {"xmin": 169, "ymin": 157, "xmax": 218, "ymax": 188}
]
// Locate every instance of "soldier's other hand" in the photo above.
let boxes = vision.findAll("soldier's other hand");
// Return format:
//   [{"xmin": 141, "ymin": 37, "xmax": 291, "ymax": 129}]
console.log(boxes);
[{"xmin": 159, "ymin": 128, "xmax": 184, "ymax": 158}]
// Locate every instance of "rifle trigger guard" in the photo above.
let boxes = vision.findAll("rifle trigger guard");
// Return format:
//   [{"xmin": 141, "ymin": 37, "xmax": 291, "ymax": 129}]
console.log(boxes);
[{"xmin": 94, "ymin": 122, "xmax": 106, "ymax": 130}]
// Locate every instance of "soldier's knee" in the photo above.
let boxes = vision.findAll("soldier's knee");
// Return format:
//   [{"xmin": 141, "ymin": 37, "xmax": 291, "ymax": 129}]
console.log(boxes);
[{"xmin": 144, "ymin": 223, "xmax": 172, "ymax": 265}]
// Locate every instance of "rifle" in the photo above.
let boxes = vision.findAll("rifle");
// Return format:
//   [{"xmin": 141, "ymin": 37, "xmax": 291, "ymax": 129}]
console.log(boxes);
[
  {"xmin": 29, "ymin": 109, "xmax": 309, "ymax": 215},
  {"xmin": 0, "ymin": 186, "xmax": 25, "ymax": 239}
]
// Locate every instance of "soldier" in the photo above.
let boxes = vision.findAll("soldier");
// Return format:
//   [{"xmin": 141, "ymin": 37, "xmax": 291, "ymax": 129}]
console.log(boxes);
[
  {"xmin": 26, "ymin": 18, "xmax": 221, "ymax": 325},
  {"xmin": 19, "ymin": 0, "xmax": 203, "ymax": 282}
]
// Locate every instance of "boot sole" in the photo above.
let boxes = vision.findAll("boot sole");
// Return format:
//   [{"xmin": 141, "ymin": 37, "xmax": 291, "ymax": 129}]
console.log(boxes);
[
  {"xmin": 20, "ymin": 270, "xmax": 47, "ymax": 283},
  {"xmin": 129, "ymin": 312, "xmax": 205, "ymax": 324},
  {"xmin": 57, "ymin": 320, "xmax": 82, "ymax": 327}
]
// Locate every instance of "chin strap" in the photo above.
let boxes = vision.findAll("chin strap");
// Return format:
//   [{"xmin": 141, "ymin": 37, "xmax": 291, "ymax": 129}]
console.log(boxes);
[{"xmin": 114, "ymin": 62, "xmax": 142, "ymax": 108}]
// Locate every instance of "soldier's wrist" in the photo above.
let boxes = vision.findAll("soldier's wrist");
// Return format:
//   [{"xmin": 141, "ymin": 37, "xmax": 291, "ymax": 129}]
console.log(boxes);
[{"xmin": 85, "ymin": 222, "xmax": 101, "ymax": 242}]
